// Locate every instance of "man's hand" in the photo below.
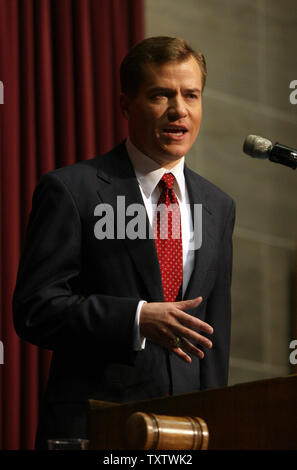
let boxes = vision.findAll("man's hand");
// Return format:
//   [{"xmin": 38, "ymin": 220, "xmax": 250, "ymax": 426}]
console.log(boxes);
[{"xmin": 139, "ymin": 296, "xmax": 213, "ymax": 363}]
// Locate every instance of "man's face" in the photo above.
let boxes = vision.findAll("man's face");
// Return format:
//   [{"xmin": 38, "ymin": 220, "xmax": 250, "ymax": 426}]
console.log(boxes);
[{"xmin": 121, "ymin": 56, "xmax": 203, "ymax": 168}]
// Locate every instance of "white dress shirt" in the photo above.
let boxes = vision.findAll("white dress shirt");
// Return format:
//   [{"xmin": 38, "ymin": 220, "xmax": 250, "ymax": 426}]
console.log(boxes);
[{"xmin": 125, "ymin": 138, "xmax": 195, "ymax": 350}]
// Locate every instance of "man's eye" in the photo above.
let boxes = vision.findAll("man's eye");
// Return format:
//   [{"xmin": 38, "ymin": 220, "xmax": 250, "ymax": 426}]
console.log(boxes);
[
  {"xmin": 187, "ymin": 94, "xmax": 198, "ymax": 99},
  {"xmin": 153, "ymin": 93, "xmax": 167, "ymax": 98}
]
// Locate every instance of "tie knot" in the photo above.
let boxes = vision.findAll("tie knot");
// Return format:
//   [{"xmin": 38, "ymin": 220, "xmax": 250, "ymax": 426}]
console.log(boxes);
[{"xmin": 160, "ymin": 173, "xmax": 175, "ymax": 190}]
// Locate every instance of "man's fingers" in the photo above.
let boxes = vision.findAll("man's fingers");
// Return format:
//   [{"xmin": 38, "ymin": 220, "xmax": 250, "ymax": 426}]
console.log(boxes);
[
  {"xmin": 172, "ymin": 303, "xmax": 214, "ymax": 336},
  {"xmin": 174, "ymin": 295, "xmax": 213, "ymax": 329},
  {"xmin": 175, "ymin": 296, "xmax": 203, "ymax": 311},
  {"xmin": 171, "ymin": 337, "xmax": 205, "ymax": 363},
  {"xmin": 178, "ymin": 337, "xmax": 205, "ymax": 359},
  {"xmin": 172, "ymin": 348, "xmax": 192, "ymax": 363},
  {"xmin": 164, "ymin": 332, "xmax": 192, "ymax": 363},
  {"xmin": 178, "ymin": 312, "xmax": 214, "ymax": 335},
  {"xmin": 174, "ymin": 296, "xmax": 214, "ymax": 333},
  {"xmin": 172, "ymin": 324, "xmax": 212, "ymax": 349}
]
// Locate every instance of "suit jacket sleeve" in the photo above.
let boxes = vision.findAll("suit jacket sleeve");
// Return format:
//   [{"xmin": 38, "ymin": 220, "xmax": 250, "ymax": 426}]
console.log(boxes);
[
  {"xmin": 200, "ymin": 198, "xmax": 235, "ymax": 389},
  {"xmin": 13, "ymin": 172, "xmax": 140, "ymax": 358}
]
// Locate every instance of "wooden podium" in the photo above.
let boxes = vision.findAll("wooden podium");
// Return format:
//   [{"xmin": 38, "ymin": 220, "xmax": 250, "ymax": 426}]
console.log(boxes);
[{"xmin": 88, "ymin": 374, "xmax": 297, "ymax": 450}]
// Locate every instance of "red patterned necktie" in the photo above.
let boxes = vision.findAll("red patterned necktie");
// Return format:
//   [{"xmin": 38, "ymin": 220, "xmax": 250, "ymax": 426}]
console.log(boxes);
[{"xmin": 153, "ymin": 173, "xmax": 183, "ymax": 302}]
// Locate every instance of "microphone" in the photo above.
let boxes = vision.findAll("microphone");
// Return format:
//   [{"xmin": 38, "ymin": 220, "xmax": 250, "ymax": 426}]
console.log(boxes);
[{"xmin": 243, "ymin": 135, "xmax": 297, "ymax": 169}]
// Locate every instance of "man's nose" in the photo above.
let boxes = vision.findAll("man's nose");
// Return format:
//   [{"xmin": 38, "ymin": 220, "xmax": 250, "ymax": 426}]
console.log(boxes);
[{"xmin": 167, "ymin": 96, "xmax": 188, "ymax": 120}]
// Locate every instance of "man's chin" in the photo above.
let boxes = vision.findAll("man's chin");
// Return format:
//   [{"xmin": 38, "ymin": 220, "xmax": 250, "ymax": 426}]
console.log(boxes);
[
  {"xmin": 149, "ymin": 148, "xmax": 186, "ymax": 168},
  {"xmin": 159, "ymin": 143, "xmax": 188, "ymax": 160}
]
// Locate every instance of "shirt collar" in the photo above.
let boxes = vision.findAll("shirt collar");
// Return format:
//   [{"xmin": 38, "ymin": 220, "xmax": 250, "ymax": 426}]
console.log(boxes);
[{"xmin": 125, "ymin": 138, "xmax": 185, "ymax": 200}]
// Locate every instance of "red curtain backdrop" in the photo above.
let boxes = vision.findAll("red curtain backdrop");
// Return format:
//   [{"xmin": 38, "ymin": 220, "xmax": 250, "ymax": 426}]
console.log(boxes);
[{"xmin": 0, "ymin": 0, "xmax": 144, "ymax": 450}]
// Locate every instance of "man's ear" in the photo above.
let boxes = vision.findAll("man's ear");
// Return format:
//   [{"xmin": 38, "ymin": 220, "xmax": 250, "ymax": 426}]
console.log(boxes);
[{"xmin": 120, "ymin": 93, "xmax": 131, "ymax": 120}]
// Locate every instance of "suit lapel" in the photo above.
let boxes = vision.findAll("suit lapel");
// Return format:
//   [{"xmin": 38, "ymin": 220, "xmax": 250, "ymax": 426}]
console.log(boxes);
[
  {"xmin": 183, "ymin": 165, "xmax": 217, "ymax": 300},
  {"xmin": 95, "ymin": 143, "xmax": 164, "ymax": 301}
]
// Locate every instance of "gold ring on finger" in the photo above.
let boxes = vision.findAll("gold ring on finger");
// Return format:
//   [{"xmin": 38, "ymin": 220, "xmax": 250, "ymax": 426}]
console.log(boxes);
[{"xmin": 173, "ymin": 336, "xmax": 182, "ymax": 348}]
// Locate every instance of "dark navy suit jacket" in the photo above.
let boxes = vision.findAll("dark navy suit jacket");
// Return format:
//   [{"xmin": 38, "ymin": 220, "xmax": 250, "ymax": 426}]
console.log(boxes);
[{"xmin": 13, "ymin": 141, "xmax": 235, "ymax": 448}]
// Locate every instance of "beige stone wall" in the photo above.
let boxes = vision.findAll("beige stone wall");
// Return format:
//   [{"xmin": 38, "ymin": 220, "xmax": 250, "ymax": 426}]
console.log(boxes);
[{"xmin": 146, "ymin": 0, "xmax": 297, "ymax": 385}]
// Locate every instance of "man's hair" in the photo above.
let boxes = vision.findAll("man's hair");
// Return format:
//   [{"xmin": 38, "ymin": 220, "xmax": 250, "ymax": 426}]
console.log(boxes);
[{"xmin": 120, "ymin": 36, "xmax": 207, "ymax": 97}]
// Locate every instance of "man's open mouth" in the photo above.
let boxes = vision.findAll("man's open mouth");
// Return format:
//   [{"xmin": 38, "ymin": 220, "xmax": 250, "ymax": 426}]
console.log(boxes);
[{"xmin": 162, "ymin": 126, "xmax": 188, "ymax": 137}]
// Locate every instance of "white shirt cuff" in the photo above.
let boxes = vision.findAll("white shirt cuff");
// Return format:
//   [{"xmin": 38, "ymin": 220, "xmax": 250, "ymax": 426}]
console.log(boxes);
[{"xmin": 133, "ymin": 300, "xmax": 147, "ymax": 350}]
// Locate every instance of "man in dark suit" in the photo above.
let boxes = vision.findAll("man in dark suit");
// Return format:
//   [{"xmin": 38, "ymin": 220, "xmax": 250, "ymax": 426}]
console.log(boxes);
[{"xmin": 13, "ymin": 36, "xmax": 235, "ymax": 449}]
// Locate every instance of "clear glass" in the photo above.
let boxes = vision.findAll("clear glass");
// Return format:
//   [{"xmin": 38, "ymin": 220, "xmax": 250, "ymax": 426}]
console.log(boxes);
[{"xmin": 47, "ymin": 438, "xmax": 90, "ymax": 450}]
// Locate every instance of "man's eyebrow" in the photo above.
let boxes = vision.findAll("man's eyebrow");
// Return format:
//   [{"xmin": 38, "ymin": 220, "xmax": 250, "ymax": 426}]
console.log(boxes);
[
  {"xmin": 185, "ymin": 88, "xmax": 201, "ymax": 93},
  {"xmin": 147, "ymin": 86, "xmax": 201, "ymax": 94},
  {"xmin": 147, "ymin": 87, "xmax": 173, "ymax": 94}
]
